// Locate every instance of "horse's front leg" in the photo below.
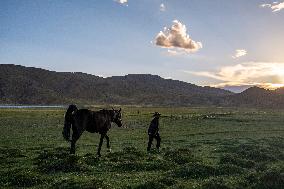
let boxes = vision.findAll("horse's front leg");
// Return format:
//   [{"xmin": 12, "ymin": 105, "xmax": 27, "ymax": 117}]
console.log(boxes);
[
  {"xmin": 105, "ymin": 134, "xmax": 111, "ymax": 152},
  {"xmin": 70, "ymin": 127, "xmax": 82, "ymax": 154},
  {"xmin": 97, "ymin": 133, "xmax": 106, "ymax": 157}
]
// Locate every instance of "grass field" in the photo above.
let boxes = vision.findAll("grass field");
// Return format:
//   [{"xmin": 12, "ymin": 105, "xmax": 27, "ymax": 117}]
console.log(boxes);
[{"xmin": 0, "ymin": 107, "xmax": 283, "ymax": 189}]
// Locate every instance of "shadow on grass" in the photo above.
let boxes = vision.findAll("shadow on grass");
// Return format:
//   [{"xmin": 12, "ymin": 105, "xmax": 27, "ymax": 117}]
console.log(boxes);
[
  {"xmin": 105, "ymin": 147, "xmax": 173, "ymax": 172},
  {"xmin": 0, "ymin": 169, "xmax": 45, "ymax": 187},
  {"xmin": 254, "ymin": 167, "xmax": 284, "ymax": 189},
  {"xmin": 105, "ymin": 146, "xmax": 146, "ymax": 162},
  {"xmin": 34, "ymin": 147, "xmax": 88, "ymax": 173},
  {"xmin": 217, "ymin": 143, "xmax": 281, "ymax": 162},
  {"xmin": 134, "ymin": 177, "xmax": 177, "ymax": 189},
  {"xmin": 171, "ymin": 160, "xmax": 245, "ymax": 179},
  {"xmin": 52, "ymin": 177, "xmax": 108, "ymax": 189},
  {"xmin": 164, "ymin": 148, "xmax": 196, "ymax": 165},
  {"xmin": 201, "ymin": 177, "xmax": 231, "ymax": 189},
  {"xmin": 0, "ymin": 147, "xmax": 26, "ymax": 164},
  {"xmin": 219, "ymin": 153, "xmax": 256, "ymax": 168}
]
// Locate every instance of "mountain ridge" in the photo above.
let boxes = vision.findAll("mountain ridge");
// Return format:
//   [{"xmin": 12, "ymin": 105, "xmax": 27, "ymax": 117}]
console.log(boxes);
[{"xmin": 1, "ymin": 64, "xmax": 284, "ymax": 108}]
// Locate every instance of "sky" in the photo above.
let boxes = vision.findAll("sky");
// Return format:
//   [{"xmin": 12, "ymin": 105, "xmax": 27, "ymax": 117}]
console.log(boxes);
[{"xmin": 1, "ymin": 0, "xmax": 284, "ymax": 92}]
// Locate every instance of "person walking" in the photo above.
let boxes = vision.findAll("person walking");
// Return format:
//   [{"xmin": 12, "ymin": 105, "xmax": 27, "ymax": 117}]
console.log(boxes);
[{"xmin": 147, "ymin": 112, "xmax": 161, "ymax": 152}]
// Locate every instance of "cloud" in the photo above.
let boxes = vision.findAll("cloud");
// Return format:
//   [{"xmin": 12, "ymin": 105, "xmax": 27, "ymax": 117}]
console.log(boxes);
[
  {"xmin": 115, "ymin": 0, "xmax": 128, "ymax": 5},
  {"xmin": 165, "ymin": 76, "xmax": 173, "ymax": 79},
  {"xmin": 160, "ymin": 3, "xmax": 166, "ymax": 11},
  {"xmin": 155, "ymin": 20, "xmax": 202, "ymax": 53},
  {"xmin": 232, "ymin": 49, "xmax": 247, "ymax": 59},
  {"xmin": 260, "ymin": 1, "xmax": 284, "ymax": 12},
  {"xmin": 260, "ymin": 3, "xmax": 272, "ymax": 8},
  {"xmin": 184, "ymin": 62, "xmax": 284, "ymax": 90},
  {"xmin": 167, "ymin": 49, "xmax": 186, "ymax": 56}
]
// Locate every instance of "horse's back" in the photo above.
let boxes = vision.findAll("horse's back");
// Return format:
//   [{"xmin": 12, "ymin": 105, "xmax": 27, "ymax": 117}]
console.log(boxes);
[
  {"xmin": 73, "ymin": 109, "xmax": 111, "ymax": 134},
  {"xmin": 89, "ymin": 111, "xmax": 111, "ymax": 133},
  {"xmin": 73, "ymin": 109, "xmax": 92, "ymax": 132}
]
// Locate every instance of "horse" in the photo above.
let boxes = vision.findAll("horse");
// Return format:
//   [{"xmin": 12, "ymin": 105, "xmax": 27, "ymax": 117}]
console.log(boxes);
[{"xmin": 62, "ymin": 105, "xmax": 122, "ymax": 156}]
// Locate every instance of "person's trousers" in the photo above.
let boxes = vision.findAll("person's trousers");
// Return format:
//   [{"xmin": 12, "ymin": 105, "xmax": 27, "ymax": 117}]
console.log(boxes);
[{"xmin": 147, "ymin": 133, "xmax": 161, "ymax": 151}]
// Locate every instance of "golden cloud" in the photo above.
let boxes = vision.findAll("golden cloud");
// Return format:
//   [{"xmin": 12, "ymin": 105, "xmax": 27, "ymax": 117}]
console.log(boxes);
[
  {"xmin": 184, "ymin": 62, "xmax": 284, "ymax": 90},
  {"xmin": 260, "ymin": 1, "xmax": 284, "ymax": 12},
  {"xmin": 155, "ymin": 20, "xmax": 202, "ymax": 53}
]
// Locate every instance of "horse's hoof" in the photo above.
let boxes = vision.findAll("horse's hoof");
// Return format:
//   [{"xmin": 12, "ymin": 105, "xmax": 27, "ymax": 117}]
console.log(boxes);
[{"xmin": 97, "ymin": 154, "xmax": 101, "ymax": 157}]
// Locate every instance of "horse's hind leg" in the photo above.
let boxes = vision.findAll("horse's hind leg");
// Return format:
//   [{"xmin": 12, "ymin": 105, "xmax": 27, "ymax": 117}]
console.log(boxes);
[
  {"xmin": 105, "ymin": 134, "xmax": 111, "ymax": 152},
  {"xmin": 97, "ymin": 133, "xmax": 106, "ymax": 157},
  {"xmin": 70, "ymin": 140, "xmax": 76, "ymax": 154}
]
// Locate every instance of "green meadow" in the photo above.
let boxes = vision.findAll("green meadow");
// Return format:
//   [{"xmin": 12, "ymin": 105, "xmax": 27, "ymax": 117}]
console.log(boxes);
[{"xmin": 0, "ymin": 107, "xmax": 283, "ymax": 189}]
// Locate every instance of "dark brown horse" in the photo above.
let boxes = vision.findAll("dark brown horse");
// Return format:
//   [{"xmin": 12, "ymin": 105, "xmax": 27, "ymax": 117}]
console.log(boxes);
[{"xmin": 62, "ymin": 105, "xmax": 122, "ymax": 156}]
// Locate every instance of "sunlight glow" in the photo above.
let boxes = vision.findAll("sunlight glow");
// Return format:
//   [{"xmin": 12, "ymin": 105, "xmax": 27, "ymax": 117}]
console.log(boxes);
[{"xmin": 185, "ymin": 62, "xmax": 284, "ymax": 90}]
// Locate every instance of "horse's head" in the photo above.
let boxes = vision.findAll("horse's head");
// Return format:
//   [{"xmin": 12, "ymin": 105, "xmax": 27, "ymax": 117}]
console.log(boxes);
[{"xmin": 112, "ymin": 108, "xmax": 122, "ymax": 127}]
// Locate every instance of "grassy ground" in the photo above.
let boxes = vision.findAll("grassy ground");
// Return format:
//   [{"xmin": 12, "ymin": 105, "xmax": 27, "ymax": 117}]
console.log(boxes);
[{"xmin": 0, "ymin": 107, "xmax": 283, "ymax": 188}]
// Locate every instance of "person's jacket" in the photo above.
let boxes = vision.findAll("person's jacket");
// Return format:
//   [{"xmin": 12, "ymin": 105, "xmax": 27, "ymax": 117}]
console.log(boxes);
[{"xmin": 148, "ymin": 117, "xmax": 159, "ymax": 135}]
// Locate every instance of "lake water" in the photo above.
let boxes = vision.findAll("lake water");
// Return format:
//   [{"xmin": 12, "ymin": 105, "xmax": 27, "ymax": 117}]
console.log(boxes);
[{"xmin": 0, "ymin": 105, "xmax": 65, "ymax": 109}]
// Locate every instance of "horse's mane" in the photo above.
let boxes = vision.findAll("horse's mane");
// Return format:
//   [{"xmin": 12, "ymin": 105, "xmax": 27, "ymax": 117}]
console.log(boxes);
[{"xmin": 96, "ymin": 109, "xmax": 114, "ymax": 117}]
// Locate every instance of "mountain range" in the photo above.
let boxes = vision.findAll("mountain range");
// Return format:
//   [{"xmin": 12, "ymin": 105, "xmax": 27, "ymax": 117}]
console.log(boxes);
[{"xmin": 1, "ymin": 64, "xmax": 284, "ymax": 108}]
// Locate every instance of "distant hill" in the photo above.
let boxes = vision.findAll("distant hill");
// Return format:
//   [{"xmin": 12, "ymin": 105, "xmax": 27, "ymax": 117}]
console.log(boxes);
[
  {"xmin": 222, "ymin": 87, "xmax": 284, "ymax": 108},
  {"xmin": 0, "ymin": 64, "xmax": 232, "ymax": 106},
  {"xmin": 1, "ymin": 64, "xmax": 284, "ymax": 108}
]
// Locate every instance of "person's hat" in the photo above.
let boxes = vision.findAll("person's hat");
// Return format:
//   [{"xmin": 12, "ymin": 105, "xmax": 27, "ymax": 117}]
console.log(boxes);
[{"xmin": 153, "ymin": 112, "xmax": 161, "ymax": 117}]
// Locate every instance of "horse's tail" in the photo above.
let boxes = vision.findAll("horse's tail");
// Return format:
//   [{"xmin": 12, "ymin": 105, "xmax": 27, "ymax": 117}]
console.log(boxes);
[{"xmin": 62, "ymin": 104, "xmax": 78, "ymax": 141}]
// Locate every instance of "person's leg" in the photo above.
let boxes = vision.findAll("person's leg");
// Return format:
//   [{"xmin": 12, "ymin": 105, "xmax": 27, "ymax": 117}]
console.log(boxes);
[
  {"xmin": 147, "ymin": 135, "xmax": 154, "ymax": 151},
  {"xmin": 155, "ymin": 133, "xmax": 161, "ymax": 150}
]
